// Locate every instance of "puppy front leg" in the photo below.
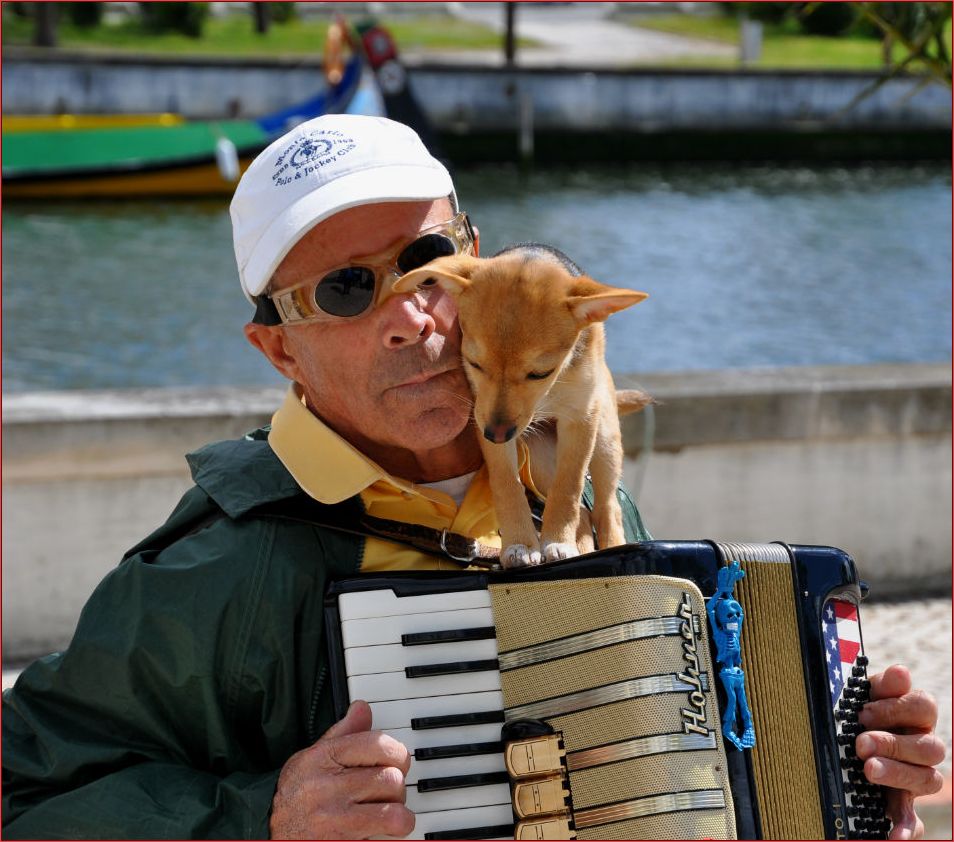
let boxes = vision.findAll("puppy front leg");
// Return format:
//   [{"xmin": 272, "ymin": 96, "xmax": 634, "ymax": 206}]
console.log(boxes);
[
  {"xmin": 479, "ymin": 436, "xmax": 541, "ymax": 567},
  {"xmin": 588, "ymin": 404, "xmax": 627, "ymax": 549},
  {"xmin": 540, "ymin": 418, "xmax": 599, "ymax": 562}
]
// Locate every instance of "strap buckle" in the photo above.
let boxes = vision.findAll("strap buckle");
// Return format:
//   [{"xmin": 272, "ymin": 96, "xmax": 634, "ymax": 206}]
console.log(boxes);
[
  {"xmin": 439, "ymin": 528, "xmax": 480, "ymax": 562},
  {"xmin": 440, "ymin": 529, "xmax": 500, "ymax": 569}
]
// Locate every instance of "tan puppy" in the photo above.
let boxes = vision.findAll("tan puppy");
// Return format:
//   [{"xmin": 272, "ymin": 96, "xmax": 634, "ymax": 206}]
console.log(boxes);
[{"xmin": 394, "ymin": 250, "xmax": 648, "ymax": 567}]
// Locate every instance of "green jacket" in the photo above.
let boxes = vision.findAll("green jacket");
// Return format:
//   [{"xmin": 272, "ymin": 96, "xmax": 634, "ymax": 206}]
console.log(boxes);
[{"xmin": 2, "ymin": 429, "xmax": 651, "ymax": 840}]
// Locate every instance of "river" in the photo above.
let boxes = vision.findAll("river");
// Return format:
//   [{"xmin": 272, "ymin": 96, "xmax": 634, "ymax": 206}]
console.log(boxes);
[{"xmin": 2, "ymin": 162, "xmax": 950, "ymax": 392}]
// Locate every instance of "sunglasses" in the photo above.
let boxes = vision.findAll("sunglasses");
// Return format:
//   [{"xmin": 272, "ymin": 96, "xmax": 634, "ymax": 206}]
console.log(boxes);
[{"xmin": 253, "ymin": 212, "xmax": 475, "ymax": 326}]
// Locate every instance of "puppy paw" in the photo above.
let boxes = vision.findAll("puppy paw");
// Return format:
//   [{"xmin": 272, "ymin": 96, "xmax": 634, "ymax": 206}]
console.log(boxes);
[
  {"xmin": 543, "ymin": 542, "xmax": 579, "ymax": 562},
  {"xmin": 502, "ymin": 544, "xmax": 542, "ymax": 568}
]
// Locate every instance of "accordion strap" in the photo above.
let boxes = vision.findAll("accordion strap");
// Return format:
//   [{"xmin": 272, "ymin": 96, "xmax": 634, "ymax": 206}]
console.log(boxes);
[{"xmin": 245, "ymin": 493, "xmax": 502, "ymax": 568}]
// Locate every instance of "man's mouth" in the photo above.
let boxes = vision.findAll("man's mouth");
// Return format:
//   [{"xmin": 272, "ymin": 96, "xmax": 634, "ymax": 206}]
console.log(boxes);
[{"xmin": 392, "ymin": 367, "xmax": 456, "ymax": 389}]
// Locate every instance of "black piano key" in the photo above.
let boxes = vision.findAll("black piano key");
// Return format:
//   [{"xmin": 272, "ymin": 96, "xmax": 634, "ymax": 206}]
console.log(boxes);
[
  {"xmin": 425, "ymin": 824, "xmax": 515, "ymax": 841},
  {"xmin": 406, "ymin": 659, "xmax": 500, "ymax": 678},
  {"xmin": 412, "ymin": 709, "xmax": 505, "ymax": 730},
  {"xmin": 417, "ymin": 771, "xmax": 511, "ymax": 792},
  {"xmin": 415, "ymin": 740, "xmax": 504, "ymax": 761},
  {"xmin": 402, "ymin": 626, "xmax": 497, "ymax": 646}
]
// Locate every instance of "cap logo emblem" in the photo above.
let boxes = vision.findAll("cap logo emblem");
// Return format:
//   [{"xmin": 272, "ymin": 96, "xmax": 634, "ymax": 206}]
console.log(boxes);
[{"xmin": 272, "ymin": 129, "xmax": 357, "ymax": 187}]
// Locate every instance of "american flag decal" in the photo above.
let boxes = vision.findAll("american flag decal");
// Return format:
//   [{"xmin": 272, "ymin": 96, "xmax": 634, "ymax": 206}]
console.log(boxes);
[{"xmin": 822, "ymin": 598, "xmax": 862, "ymax": 708}]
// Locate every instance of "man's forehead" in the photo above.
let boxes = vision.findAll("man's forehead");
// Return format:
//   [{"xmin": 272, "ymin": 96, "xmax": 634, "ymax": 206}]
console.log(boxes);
[{"xmin": 272, "ymin": 198, "xmax": 454, "ymax": 289}]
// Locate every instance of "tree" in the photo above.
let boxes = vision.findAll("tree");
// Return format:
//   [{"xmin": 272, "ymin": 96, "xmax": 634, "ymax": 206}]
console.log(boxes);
[
  {"xmin": 855, "ymin": 2, "xmax": 951, "ymax": 84},
  {"xmin": 32, "ymin": 2, "xmax": 57, "ymax": 47},
  {"xmin": 251, "ymin": 2, "xmax": 270, "ymax": 35},
  {"xmin": 504, "ymin": 2, "xmax": 517, "ymax": 67}
]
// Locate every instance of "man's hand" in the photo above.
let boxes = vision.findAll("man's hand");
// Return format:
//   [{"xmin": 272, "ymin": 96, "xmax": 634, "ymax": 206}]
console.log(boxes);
[
  {"xmin": 856, "ymin": 665, "xmax": 946, "ymax": 840},
  {"xmin": 270, "ymin": 700, "xmax": 415, "ymax": 840}
]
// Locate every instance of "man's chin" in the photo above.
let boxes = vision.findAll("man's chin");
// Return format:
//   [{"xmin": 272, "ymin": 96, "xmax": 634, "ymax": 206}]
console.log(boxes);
[{"xmin": 399, "ymin": 404, "xmax": 473, "ymax": 449}]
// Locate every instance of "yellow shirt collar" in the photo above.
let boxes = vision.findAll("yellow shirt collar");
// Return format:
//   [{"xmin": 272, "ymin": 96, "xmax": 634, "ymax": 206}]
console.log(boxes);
[{"xmin": 269, "ymin": 384, "xmax": 419, "ymax": 504}]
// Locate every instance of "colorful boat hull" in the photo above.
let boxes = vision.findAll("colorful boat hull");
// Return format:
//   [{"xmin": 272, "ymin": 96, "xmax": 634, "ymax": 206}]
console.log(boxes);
[{"xmin": 2, "ymin": 55, "xmax": 362, "ymax": 198}]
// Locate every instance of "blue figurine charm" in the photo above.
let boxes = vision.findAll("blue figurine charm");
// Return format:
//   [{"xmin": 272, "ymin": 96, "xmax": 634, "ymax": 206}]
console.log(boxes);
[{"xmin": 707, "ymin": 561, "xmax": 756, "ymax": 750}]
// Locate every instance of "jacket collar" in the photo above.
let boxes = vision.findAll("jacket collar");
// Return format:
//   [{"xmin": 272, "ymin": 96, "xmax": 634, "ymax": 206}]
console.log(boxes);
[{"xmin": 186, "ymin": 431, "xmax": 302, "ymax": 519}]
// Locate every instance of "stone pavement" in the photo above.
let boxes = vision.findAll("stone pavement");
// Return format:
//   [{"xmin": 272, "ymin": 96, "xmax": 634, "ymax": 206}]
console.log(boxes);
[{"xmin": 403, "ymin": 2, "xmax": 736, "ymax": 68}]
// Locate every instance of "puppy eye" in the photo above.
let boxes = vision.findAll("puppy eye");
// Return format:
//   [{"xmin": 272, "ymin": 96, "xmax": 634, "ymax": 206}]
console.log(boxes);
[
  {"xmin": 466, "ymin": 359, "xmax": 483, "ymax": 372},
  {"xmin": 417, "ymin": 277, "xmax": 437, "ymax": 288},
  {"xmin": 527, "ymin": 369, "xmax": 554, "ymax": 381}
]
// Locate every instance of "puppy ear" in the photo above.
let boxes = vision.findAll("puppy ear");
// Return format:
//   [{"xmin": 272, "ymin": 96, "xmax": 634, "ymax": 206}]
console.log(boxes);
[
  {"xmin": 567, "ymin": 276, "xmax": 648, "ymax": 325},
  {"xmin": 392, "ymin": 254, "xmax": 482, "ymax": 297}
]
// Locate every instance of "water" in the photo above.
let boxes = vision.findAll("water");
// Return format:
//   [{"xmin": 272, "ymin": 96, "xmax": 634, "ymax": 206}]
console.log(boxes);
[{"xmin": 2, "ymin": 164, "xmax": 950, "ymax": 393}]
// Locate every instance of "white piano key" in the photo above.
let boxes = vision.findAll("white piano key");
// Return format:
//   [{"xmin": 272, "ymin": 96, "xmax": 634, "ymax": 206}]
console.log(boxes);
[
  {"xmin": 339, "ymin": 588, "xmax": 491, "ymax": 621},
  {"xmin": 349, "ymin": 668, "xmax": 502, "ymax": 704},
  {"xmin": 395, "ymin": 803, "xmax": 515, "ymax": 840},
  {"xmin": 406, "ymin": 782, "xmax": 513, "ymax": 815},
  {"xmin": 342, "ymin": 607, "xmax": 495, "ymax": 648},
  {"xmin": 383, "ymin": 723, "xmax": 504, "ymax": 753},
  {"xmin": 369, "ymin": 690, "xmax": 504, "ymax": 731},
  {"xmin": 406, "ymin": 750, "xmax": 507, "ymax": 785},
  {"xmin": 345, "ymin": 639, "xmax": 500, "ymax": 676}
]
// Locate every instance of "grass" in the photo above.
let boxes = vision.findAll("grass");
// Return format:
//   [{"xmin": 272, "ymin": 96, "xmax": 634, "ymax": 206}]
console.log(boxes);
[
  {"xmin": 2, "ymin": 6, "xmax": 946, "ymax": 72},
  {"xmin": 0, "ymin": 10, "xmax": 520, "ymax": 57},
  {"xmin": 621, "ymin": 12, "xmax": 952, "ymax": 72}
]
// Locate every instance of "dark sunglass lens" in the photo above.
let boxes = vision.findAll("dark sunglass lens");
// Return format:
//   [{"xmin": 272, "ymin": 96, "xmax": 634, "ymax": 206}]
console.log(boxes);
[
  {"xmin": 313, "ymin": 267, "xmax": 377, "ymax": 317},
  {"xmin": 396, "ymin": 233, "xmax": 457, "ymax": 273}
]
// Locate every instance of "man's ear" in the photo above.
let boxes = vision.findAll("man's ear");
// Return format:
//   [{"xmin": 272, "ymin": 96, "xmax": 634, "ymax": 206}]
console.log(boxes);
[
  {"xmin": 566, "ymin": 276, "xmax": 648, "ymax": 325},
  {"xmin": 244, "ymin": 322, "xmax": 301, "ymax": 382},
  {"xmin": 392, "ymin": 253, "xmax": 483, "ymax": 297}
]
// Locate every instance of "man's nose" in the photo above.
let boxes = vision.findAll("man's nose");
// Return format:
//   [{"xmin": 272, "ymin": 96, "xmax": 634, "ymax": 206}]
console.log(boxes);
[{"xmin": 382, "ymin": 292, "xmax": 436, "ymax": 349}]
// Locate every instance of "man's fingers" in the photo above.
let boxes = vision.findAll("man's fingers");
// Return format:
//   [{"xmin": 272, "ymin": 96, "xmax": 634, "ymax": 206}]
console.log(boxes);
[
  {"xmin": 864, "ymin": 756, "xmax": 945, "ymax": 797},
  {"xmin": 336, "ymin": 764, "xmax": 408, "ymax": 805},
  {"xmin": 856, "ymin": 731, "xmax": 948, "ymax": 767},
  {"xmin": 869, "ymin": 665, "xmax": 912, "ymax": 702},
  {"xmin": 338, "ymin": 802, "xmax": 416, "ymax": 839},
  {"xmin": 860, "ymin": 689, "xmax": 938, "ymax": 733},
  {"xmin": 321, "ymin": 699, "xmax": 374, "ymax": 740},
  {"xmin": 323, "ymin": 729, "xmax": 412, "ymax": 775}
]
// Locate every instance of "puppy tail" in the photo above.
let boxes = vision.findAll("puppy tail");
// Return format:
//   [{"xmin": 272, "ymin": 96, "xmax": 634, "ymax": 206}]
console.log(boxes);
[{"xmin": 616, "ymin": 388, "xmax": 655, "ymax": 417}]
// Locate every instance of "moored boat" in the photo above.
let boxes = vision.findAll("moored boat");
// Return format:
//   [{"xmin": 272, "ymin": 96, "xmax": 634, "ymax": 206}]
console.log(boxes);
[{"xmin": 1, "ymin": 52, "xmax": 364, "ymax": 199}]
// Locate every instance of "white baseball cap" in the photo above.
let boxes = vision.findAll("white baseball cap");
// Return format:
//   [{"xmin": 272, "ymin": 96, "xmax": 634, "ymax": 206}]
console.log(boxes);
[{"xmin": 230, "ymin": 114, "xmax": 455, "ymax": 302}]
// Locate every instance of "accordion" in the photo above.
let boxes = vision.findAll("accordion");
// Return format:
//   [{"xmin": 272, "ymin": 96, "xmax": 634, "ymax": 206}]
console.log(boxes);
[{"xmin": 324, "ymin": 541, "xmax": 889, "ymax": 840}]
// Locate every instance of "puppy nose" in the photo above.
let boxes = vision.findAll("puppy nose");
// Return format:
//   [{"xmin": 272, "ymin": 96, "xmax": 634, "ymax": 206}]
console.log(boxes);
[{"xmin": 483, "ymin": 423, "xmax": 517, "ymax": 444}]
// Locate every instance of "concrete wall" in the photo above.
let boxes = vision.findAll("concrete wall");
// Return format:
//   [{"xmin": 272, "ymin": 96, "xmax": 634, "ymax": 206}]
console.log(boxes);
[
  {"xmin": 3, "ymin": 49, "xmax": 948, "ymax": 129},
  {"xmin": 2, "ymin": 363, "xmax": 950, "ymax": 661},
  {"xmin": 410, "ymin": 66, "xmax": 950, "ymax": 132}
]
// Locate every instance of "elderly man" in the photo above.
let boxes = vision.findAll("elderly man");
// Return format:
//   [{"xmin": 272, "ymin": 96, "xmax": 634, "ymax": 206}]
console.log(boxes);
[{"xmin": 2, "ymin": 115, "xmax": 944, "ymax": 840}]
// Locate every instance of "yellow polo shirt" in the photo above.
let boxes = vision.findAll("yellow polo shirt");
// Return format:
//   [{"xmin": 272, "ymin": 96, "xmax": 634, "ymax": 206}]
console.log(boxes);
[{"xmin": 267, "ymin": 384, "xmax": 544, "ymax": 572}]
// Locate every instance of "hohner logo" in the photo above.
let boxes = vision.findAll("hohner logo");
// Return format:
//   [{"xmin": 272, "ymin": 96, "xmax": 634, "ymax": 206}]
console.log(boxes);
[{"xmin": 678, "ymin": 592, "xmax": 712, "ymax": 737}]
